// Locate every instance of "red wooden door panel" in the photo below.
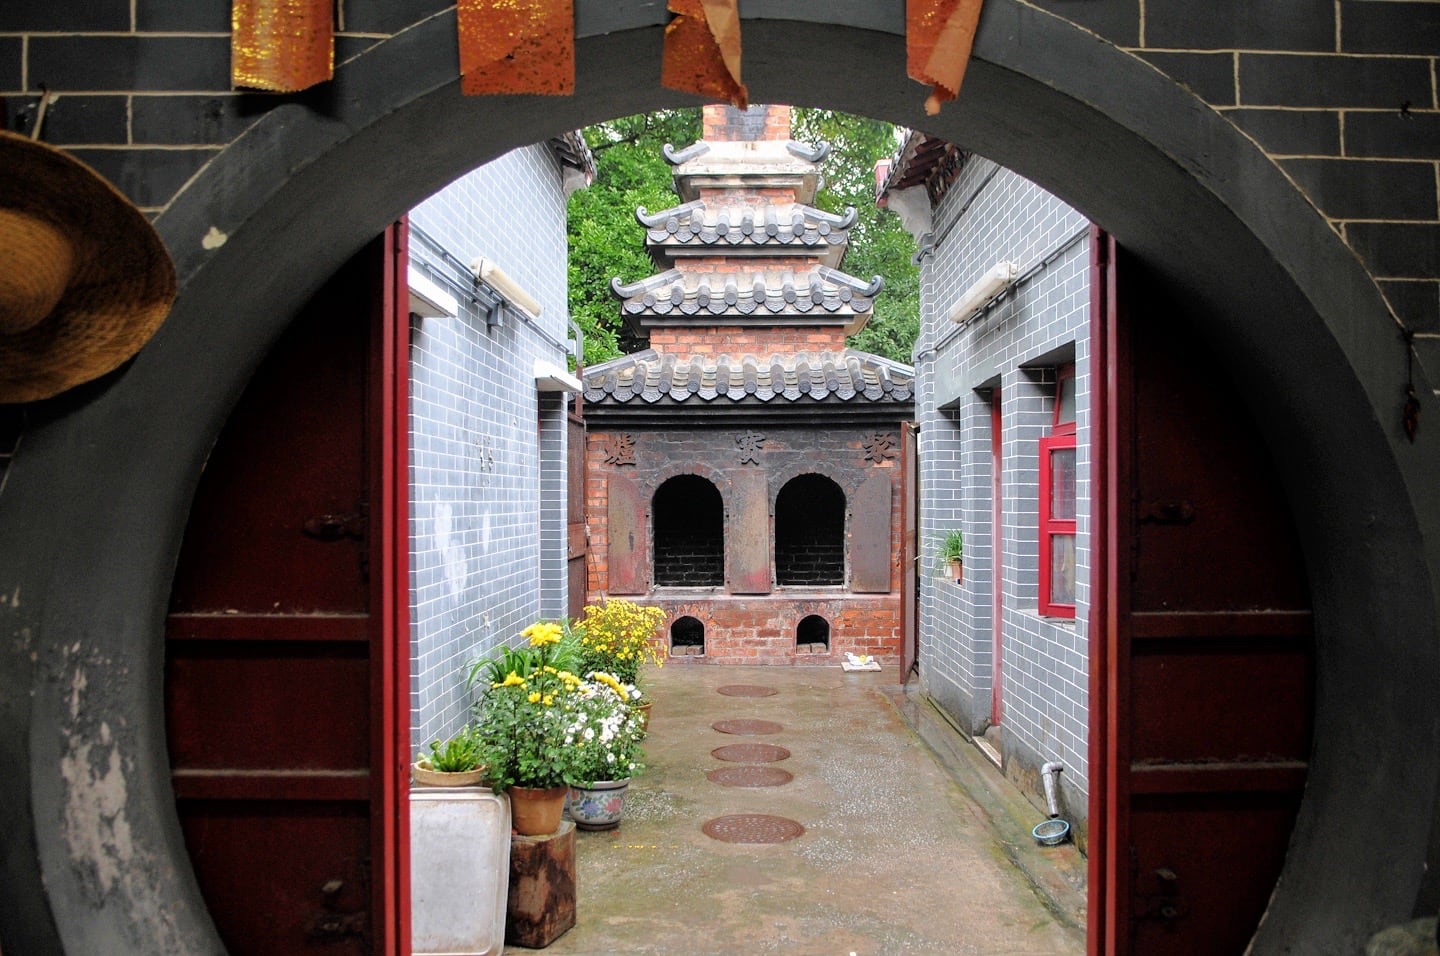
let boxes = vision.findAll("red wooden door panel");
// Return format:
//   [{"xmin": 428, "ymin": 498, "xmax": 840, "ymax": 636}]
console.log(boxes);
[
  {"xmin": 1091, "ymin": 236, "xmax": 1313, "ymax": 955},
  {"xmin": 166, "ymin": 232, "xmax": 408, "ymax": 954}
]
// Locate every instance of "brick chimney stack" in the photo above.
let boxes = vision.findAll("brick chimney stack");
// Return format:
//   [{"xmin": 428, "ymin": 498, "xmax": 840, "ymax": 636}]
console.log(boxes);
[{"xmin": 701, "ymin": 104, "xmax": 791, "ymax": 142}]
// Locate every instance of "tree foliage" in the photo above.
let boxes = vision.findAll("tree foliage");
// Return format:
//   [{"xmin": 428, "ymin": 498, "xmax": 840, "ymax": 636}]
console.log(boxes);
[{"xmin": 567, "ymin": 107, "xmax": 919, "ymax": 367}]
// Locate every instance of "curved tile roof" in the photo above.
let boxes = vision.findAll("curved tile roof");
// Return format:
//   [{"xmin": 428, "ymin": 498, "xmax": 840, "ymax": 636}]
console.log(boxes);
[
  {"xmin": 610, "ymin": 267, "xmax": 883, "ymax": 319},
  {"xmin": 635, "ymin": 200, "xmax": 857, "ymax": 252},
  {"xmin": 582, "ymin": 349, "xmax": 914, "ymax": 407}
]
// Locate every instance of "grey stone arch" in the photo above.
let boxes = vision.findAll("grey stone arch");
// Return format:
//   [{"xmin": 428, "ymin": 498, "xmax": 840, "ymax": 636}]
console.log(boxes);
[
  {"xmin": 768, "ymin": 458, "xmax": 856, "ymax": 586},
  {"xmin": 646, "ymin": 462, "xmax": 732, "ymax": 589},
  {"xmin": 0, "ymin": 3, "xmax": 1436, "ymax": 953}
]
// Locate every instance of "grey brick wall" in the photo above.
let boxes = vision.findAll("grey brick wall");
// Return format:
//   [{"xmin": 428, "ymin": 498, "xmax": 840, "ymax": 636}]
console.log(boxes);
[
  {"xmin": 914, "ymin": 155, "xmax": 1093, "ymax": 819},
  {"xmin": 406, "ymin": 143, "xmax": 574, "ymax": 751}
]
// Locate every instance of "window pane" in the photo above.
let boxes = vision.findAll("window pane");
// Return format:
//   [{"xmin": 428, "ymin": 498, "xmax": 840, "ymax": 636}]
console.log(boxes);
[
  {"xmin": 1050, "ymin": 447, "xmax": 1076, "ymax": 520},
  {"xmin": 1057, "ymin": 372, "xmax": 1076, "ymax": 425},
  {"xmin": 1050, "ymin": 533, "xmax": 1076, "ymax": 606}
]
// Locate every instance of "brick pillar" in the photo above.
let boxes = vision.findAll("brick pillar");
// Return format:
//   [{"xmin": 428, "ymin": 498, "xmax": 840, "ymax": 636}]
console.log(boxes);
[{"xmin": 702, "ymin": 104, "xmax": 791, "ymax": 142}]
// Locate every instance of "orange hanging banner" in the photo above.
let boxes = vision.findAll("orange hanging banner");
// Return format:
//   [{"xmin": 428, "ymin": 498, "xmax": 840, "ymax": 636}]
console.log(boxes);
[
  {"xmin": 661, "ymin": 0, "xmax": 748, "ymax": 109},
  {"xmin": 907, "ymin": 0, "xmax": 984, "ymax": 115},
  {"xmin": 458, "ymin": 0, "xmax": 575, "ymax": 96},
  {"xmin": 231, "ymin": 0, "xmax": 334, "ymax": 93}
]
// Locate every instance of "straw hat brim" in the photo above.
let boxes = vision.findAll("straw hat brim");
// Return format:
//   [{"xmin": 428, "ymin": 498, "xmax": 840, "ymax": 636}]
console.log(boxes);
[{"xmin": 0, "ymin": 131, "xmax": 177, "ymax": 403}]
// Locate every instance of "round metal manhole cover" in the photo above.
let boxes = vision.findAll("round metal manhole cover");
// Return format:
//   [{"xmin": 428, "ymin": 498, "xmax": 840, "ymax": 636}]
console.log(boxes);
[
  {"xmin": 711, "ymin": 742, "xmax": 791, "ymax": 763},
  {"xmin": 706, "ymin": 765, "xmax": 794, "ymax": 788},
  {"xmin": 702, "ymin": 814, "xmax": 806, "ymax": 844},
  {"xmin": 716, "ymin": 684, "xmax": 779, "ymax": 698},
  {"xmin": 712, "ymin": 718, "xmax": 784, "ymax": 736}
]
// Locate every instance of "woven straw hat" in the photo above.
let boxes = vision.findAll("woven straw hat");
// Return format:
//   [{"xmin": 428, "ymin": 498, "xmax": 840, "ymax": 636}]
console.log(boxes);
[{"xmin": 0, "ymin": 130, "xmax": 176, "ymax": 403}]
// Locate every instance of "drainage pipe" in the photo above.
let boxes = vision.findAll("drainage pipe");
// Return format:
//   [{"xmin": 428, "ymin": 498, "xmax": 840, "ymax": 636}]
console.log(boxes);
[{"xmin": 1041, "ymin": 761, "xmax": 1064, "ymax": 817}]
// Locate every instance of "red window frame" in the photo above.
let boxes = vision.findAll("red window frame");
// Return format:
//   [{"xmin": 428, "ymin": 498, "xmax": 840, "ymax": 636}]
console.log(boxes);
[{"xmin": 1039, "ymin": 364, "xmax": 1077, "ymax": 618}]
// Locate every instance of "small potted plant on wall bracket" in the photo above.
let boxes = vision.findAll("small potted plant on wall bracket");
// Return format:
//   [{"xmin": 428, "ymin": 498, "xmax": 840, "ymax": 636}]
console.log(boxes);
[{"xmin": 939, "ymin": 530, "xmax": 964, "ymax": 583}]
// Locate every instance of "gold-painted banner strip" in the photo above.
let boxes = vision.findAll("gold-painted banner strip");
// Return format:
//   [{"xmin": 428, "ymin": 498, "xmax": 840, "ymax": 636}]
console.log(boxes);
[
  {"xmin": 906, "ymin": 0, "xmax": 984, "ymax": 115},
  {"xmin": 459, "ymin": 0, "xmax": 575, "ymax": 97},
  {"xmin": 661, "ymin": 0, "xmax": 748, "ymax": 109},
  {"xmin": 231, "ymin": 0, "xmax": 334, "ymax": 93}
]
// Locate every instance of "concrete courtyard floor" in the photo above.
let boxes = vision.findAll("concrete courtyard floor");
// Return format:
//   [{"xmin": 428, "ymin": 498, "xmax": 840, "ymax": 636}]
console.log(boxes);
[{"xmin": 520, "ymin": 663, "xmax": 1086, "ymax": 955}]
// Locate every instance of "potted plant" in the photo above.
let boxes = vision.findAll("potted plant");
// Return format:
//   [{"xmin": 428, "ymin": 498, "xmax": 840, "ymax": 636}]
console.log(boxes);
[
  {"xmin": 574, "ymin": 598, "xmax": 667, "ymax": 726},
  {"xmin": 562, "ymin": 671, "xmax": 647, "ymax": 830},
  {"xmin": 939, "ymin": 530, "xmax": 964, "ymax": 583},
  {"xmin": 470, "ymin": 622, "xmax": 593, "ymax": 835},
  {"xmin": 413, "ymin": 724, "xmax": 487, "ymax": 787}
]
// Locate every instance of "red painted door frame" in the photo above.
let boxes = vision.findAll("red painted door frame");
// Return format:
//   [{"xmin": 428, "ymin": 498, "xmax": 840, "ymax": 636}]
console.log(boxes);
[
  {"xmin": 990, "ymin": 388, "xmax": 1003, "ymax": 727},
  {"xmin": 1088, "ymin": 225, "xmax": 1120, "ymax": 955},
  {"xmin": 379, "ymin": 220, "xmax": 413, "ymax": 955}
]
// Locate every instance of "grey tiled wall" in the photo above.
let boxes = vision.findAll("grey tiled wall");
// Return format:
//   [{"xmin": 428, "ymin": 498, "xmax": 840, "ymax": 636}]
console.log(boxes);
[
  {"xmin": 915, "ymin": 155, "xmax": 1093, "ymax": 812},
  {"xmin": 407, "ymin": 143, "xmax": 574, "ymax": 751}
]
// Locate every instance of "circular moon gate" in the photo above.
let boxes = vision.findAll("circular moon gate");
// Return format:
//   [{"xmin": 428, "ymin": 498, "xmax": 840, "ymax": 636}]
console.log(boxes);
[{"xmin": 1, "ymin": 5, "xmax": 1434, "ymax": 954}]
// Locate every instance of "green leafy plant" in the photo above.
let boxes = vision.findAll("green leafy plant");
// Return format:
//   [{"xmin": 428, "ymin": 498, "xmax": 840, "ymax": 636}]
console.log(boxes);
[
  {"xmin": 416, "ymin": 725, "xmax": 485, "ymax": 773},
  {"xmin": 473, "ymin": 663, "xmax": 587, "ymax": 791},
  {"xmin": 575, "ymin": 598, "xmax": 667, "ymax": 689},
  {"xmin": 937, "ymin": 530, "xmax": 964, "ymax": 574}
]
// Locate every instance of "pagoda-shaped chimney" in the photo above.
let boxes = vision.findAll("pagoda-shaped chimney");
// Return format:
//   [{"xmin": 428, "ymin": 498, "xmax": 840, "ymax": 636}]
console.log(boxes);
[{"xmin": 610, "ymin": 104, "xmax": 882, "ymax": 358}]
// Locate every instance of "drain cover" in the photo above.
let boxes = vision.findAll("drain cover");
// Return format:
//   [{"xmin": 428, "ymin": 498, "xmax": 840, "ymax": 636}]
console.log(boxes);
[
  {"xmin": 711, "ymin": 743, "xmax": 791, "ymax": 763},
  {"xmin": 707, "ymin": 765, "xmax": 794, "ymax": 788},
  {"xmin": 716, "ymin": 684, "xmax": 778, "ymax": 698},
  {"xmin": 712, "ymin": 718, "xmax": 784, "ymax": 735},
  {"xmin": 702, "ymin": 814, "xmax": 805, "ymax": 844}
]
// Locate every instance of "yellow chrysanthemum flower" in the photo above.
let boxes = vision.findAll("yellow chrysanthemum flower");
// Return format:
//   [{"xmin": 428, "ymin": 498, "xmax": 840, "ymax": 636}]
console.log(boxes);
[{"xmin": 528, "ymin": 691, "xmax": 541, "ymax": 704}]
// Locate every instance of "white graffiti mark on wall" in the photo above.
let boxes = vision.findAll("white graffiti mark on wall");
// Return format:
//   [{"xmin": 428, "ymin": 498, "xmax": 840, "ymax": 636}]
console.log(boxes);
[{"xmin": 433, "ymin": 502, "xmax": 471, "ymax": 600}]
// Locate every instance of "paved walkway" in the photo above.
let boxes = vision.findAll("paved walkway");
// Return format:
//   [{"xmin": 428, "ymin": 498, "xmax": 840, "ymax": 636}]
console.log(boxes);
[{"xmin": 523, "ymin": 663, "xmax": 1086, "ymax": 954}]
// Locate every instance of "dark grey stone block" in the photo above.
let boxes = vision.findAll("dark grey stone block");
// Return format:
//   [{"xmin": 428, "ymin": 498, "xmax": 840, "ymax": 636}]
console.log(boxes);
[
  {"xmin": 132, "ymin": 95, "xmax": 269, "ymax": 146},
  {"xmin": 1146, "ymin": 0, "xmax": 1334, "ymax": 51},
  {"xmin": 0, "ymin": 0, "xmax": 128, "ymax": 32},
  {"xmin": 1028, "ymin": 0, "xmax": 1140, "ymax": 46},
  {"xmin": 1347, "ymin": 222, "xmax": 1440, "ymax": 277},
  {"xmin": 31, "ymin": 95, "xmax": 129, "ymax": 146},
  {"xmin": 1240, "ymin": 53, "xmax": 1432, "ymax": 108},
  {"xmin": 1346, "ymin": 111, "xmax": 1440, "ymax": 160},
  {"xmin": 1224, "ymin": 108, "xmax": 1341, "ymax": 156},
  {"xmin": 66, "ymin": 146, "xmax": 221, "ymax": 208},
  {"xmin": 1137, "ymin": 51, "xmax": 1235, "ymax": 106},
  {"xmin": 1379, "ymin": 280, "xmax": 1440, "ymax": 335},
  {"xmin": 136, "ymin": 0, "xmax": 230, "ymax": 32},
  {"xmin": 0, "ymin": 37, "xmax": 21, "ymax": 95},
  {"xmin": 1281, "ymin": 158, "xmax": 1436, "ymax": 221},
  {"xmin": 1341, "ymin": 1, "xmax": 1440, "ymax": 55},
  {"xmin": 29, "ymin": 36, "xmax": 231, "ymax": 92}
]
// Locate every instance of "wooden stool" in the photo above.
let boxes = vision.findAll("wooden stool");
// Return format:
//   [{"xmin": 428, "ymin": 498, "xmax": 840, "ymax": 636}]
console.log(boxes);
[{"xmin": 506, "ymin": 819, "xmax": 576, "ymax": 948}]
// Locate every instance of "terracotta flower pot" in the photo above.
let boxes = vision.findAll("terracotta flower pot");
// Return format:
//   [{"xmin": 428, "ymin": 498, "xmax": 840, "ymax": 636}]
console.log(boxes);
[
  {"xmin": 508, "ymin": 784, "xmax": 568, "ymax": 836},
  {"xmin": 634, "ymin": 700, "xmax": 652, "ymax": 733},
  {"xmin": 412, "ymin": 763, "xmax": 486, "ymax": 788}
]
